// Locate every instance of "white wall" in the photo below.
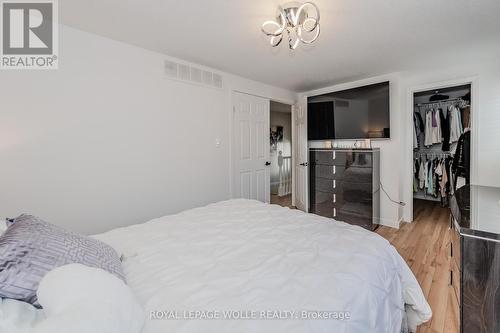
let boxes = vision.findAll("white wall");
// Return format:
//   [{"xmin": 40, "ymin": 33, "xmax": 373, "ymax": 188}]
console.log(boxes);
[{"xmin": 0, "ymin": 25, "xmax": 296, "ymax": 235}]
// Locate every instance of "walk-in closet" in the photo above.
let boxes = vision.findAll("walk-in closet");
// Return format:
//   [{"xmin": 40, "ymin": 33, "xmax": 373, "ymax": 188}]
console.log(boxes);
[{"xmin": 412, "ymin": 84, "xmax": 472, "ymax": 216}]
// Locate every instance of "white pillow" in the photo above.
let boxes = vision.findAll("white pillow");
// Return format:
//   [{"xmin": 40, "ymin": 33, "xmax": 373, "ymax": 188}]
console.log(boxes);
[{"xmin": 33, "ymin": 264, "xmax": 144, "ymax": 333}]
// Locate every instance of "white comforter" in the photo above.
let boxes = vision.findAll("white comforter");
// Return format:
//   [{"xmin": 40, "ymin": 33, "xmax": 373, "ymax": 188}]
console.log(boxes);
[{"xmin": 94, "ymin": 199, "xmax": 431, "ymax": 333}]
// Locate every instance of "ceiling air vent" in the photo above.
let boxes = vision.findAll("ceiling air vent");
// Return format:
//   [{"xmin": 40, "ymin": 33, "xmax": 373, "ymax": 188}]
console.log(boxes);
[
  {"xmin": 202, "ymin": 70, "xmax": 213, "ymax": 86},
  {"xmin": 190, "ymin": 67, "xmax": 202, "ymax": 84},
  {"xmin": 178, "ymin": 64, "xmax": 190, "ymax": 81},
  {"xmin": 164, "ymin": 60, "xmax": 223, "ymax": 89},
  {"xmin": 213, "ymin": 74, "xmax": 223, "ymax": 89},
  {"xmin": 164, "ymin": 60, "xmax": 178, "ymax": 79}
]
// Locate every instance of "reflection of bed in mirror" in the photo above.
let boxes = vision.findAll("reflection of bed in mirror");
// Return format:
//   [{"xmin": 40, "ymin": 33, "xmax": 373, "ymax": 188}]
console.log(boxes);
[{"xmin": 309, "ymin": 148, "xmax": 380, "ymax": 230}]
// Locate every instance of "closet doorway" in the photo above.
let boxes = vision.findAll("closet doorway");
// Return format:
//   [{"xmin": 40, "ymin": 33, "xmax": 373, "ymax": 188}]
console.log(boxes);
[
  {"xmin": 411, "ymin": 83, "xmax": 472, "ymax": 220},
  {"xmin": 270, "ymin": 101, "xmax": 294, "ymax": 208}
]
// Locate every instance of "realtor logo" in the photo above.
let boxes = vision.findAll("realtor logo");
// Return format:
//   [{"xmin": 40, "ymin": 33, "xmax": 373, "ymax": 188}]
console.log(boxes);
[{"xmin": 1, "ymin": 0, "xmax": 58, "ymax": 69}]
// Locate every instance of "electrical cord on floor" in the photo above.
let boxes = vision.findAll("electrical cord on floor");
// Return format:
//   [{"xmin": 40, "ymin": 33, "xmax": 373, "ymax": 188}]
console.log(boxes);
[
  {"xmin": 378, "ymin": 181, "xmax": 406, "ymax": 206},
  {"xmin": 350, "ymin": 140, "xmax": 404, "ymax": 206}
]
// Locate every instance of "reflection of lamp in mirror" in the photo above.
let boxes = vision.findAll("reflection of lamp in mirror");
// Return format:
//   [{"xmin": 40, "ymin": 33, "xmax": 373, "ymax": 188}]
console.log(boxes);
[
  {"xmin": 367, "ymin": 128, "xmax": 390, "ymax": 139},
  {"xmin": 262, "ymin": 2, "xmax": 320, "ymax": 50},
  {"xmin": 368, "ymin": 130, "xmax": 384, "ymax": 139}
]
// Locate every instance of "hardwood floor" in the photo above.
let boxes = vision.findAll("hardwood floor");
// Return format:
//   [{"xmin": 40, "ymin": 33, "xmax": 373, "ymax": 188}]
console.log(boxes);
[{"xmin": 377, "ymin": 199, "xmax": 459, "ymax": 333}]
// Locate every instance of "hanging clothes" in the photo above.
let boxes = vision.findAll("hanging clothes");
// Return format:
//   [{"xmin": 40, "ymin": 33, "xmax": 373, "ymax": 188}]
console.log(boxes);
[
  {"xmin": 419, "ymin": 159, "xmax": 425, "ymax": 189},
  {"xmin": 424, "ymin": 110, "xmax": 434, "ymax": 147},
  {"xmin": 415, "ymin": 111, "xmax": 425, "ymax": 132},
  {"xmin": 426, "ymin": 160, "xmax": 434, "ymax": 195},
  {"xmin": 423, "ymin": 109, "xmax": 442, "ymax": 147},
  {"xmin": 432, "ymin": 109, "xmax": 442, "ymax": 145},
  {"xmin": 439, "ymin": 108, "xmax": 450, "ymax": 151},
  {"xmin": 432, "ymin": 160, "xmax": 439, "ymax": 198},
  {"xmin": 423, "ymin": 160, "xmax": 429, "ymax": 190},
  {"xmin": 413, "ymin": 120, "xmax": 418, "ymax": 149},
  {"xmin": 436, "ymin": 159, "xmax": 449, "ymax": 206},
  {"xmin": 414, "ymin": 154, "xmax": 454, "ymax": 206},
  {"xmin": 457, "ymin": 107, "xmax": 463, "ymax": 134},
  {"xmin": 449, "ymin": 105, "xmax": 463, "ymax": 143},
  {"xmin": 452, "ymin": 130, "xmax": 471, "ymax": 187},
  {"xmin": 417, "ymin": 100, "xmax": 466, "ymax": 150},
  {"xmin": 413, "ymin": 92, "xmax": 470, "ymax": 206},
  {"xmin": 461, "ymin": 105, "xmax": 471, "ymax": 129},
  {"xmin": 413, "ymin": 111, "xmax": 425, "ymax": 149},
  {"xmin": 413, "ymin": 162, "xmax": 418, "ymax": 192},
  {"xmin": 445, "ymin": 157, "xmax": 454, "ymax": 196},
  {"xmin": 440, "ymin": 161, "xmax": 448, "ymax": 198}
]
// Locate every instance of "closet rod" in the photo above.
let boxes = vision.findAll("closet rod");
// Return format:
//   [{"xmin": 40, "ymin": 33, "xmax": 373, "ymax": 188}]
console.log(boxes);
[
  {"xmin": 414, "ymin": 152, "xmax": 452, "ymax": 158},
  {"xmin": 416, "ymin": 97, "xmax": 463, "ymax": 107}
]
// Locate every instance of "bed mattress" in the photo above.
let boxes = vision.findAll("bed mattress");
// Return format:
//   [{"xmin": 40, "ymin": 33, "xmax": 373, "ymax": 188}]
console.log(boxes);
[{"xmin": 94, "ymin": 199, "xmax": 431, "ymax": 333}]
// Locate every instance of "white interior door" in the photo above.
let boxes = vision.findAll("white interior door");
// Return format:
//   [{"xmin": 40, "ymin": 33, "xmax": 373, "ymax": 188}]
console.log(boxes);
[
  {"xmin": 294, "ymin": 101, "xmax": 309, "ymax": 212},
  {"xmin": 232, "ymin": 92, "xmax": 271, "ymax": 203}
]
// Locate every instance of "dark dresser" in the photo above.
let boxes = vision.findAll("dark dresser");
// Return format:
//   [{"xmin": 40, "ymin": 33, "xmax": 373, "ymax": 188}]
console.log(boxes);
[
  {"xmin": 449, "ymin": 185, "xmax": 500, "ymax": 333},
  {"xmin": 309, "ymin": 148, "xmax": 380, "ymax": 230}
]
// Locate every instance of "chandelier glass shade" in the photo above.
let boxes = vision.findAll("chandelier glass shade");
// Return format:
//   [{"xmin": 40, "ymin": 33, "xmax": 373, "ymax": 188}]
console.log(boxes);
[{"xmin": 262, "ymin": 2, "xmax": 320, "ymax": 50}]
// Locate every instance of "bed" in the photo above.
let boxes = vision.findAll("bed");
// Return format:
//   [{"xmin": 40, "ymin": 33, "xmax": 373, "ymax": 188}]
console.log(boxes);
[{"xmin": 89, "ymin": 199, "xmax": 431, "ymax": 333}]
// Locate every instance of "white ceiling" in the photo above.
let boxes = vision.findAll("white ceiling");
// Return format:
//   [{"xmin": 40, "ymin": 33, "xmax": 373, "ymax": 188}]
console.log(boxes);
[{"xmin": 60, "ymin": 0, "xmax": 500, "ymax": 92}]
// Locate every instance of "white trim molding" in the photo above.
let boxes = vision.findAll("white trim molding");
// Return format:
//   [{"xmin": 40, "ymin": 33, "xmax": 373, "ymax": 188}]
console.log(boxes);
[{"xmin": 403, "ymin": 76, "xmax": 479, "ymax": 223}]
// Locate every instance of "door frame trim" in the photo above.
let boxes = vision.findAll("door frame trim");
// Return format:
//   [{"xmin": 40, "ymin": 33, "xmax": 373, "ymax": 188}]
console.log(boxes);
[
  {"xmin": 230, "ymin": 90, "xmax": 296, "ymax": 202},
  {"xmin": 291, "ymin": 104, "xmax": 296, "ymax": 207},
  {"xmin": 230, "ymin": 91, "xmax": 270, "ymax": 202},
  {"xmin": 403, "ymin": 76, "xmax": 478, "ymax": 223},
  {"xmin": 291, "ymin": 100, "xmax": 307, "ymax": 210}
]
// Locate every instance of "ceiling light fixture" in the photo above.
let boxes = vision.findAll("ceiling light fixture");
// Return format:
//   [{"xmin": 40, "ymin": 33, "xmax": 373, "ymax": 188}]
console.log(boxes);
[{"xmin": 262, "ymin": 2, "xmax": 320, "ymax": 50}]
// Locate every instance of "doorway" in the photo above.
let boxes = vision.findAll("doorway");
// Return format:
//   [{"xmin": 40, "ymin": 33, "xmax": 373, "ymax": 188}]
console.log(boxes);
[
  {"xmin": 231, "ymin": 92, "xmax": 297, "ymax": 207},
  {"xmin": 411, "ymin": 83, "xmax": 472, "ymax": 220},
  {"xmin": 232, "ymin": 92, "xmax": 271, "ymax": 203},
  {"xmin": 270, "ymin": 101, "xmax": 293, "ymax": 208}
]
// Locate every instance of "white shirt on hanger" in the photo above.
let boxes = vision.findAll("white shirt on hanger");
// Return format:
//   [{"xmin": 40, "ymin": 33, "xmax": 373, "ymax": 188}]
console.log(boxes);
[
  {"xmin": 449, "ymin": 105, "xmax": 462, "ymax": 143},
  {"xmin": 424, "ymin": 110, "xmax": 433, "ymax": 147}
]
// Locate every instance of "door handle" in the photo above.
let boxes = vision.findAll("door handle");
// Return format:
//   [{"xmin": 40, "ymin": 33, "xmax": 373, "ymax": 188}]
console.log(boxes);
[
  {"xmin": 299, "ymin": 162, "xmax": 309, "ymax": 166},
  {"xmin": 265, "ymin": 161, "xmax": 271, "ymax": 166}
]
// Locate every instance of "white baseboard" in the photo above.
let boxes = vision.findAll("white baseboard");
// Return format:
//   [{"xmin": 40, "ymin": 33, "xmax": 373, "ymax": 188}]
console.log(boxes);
[{"xmin": 377, "ymin": 216, "xmax": 402, "ymax": 229}]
